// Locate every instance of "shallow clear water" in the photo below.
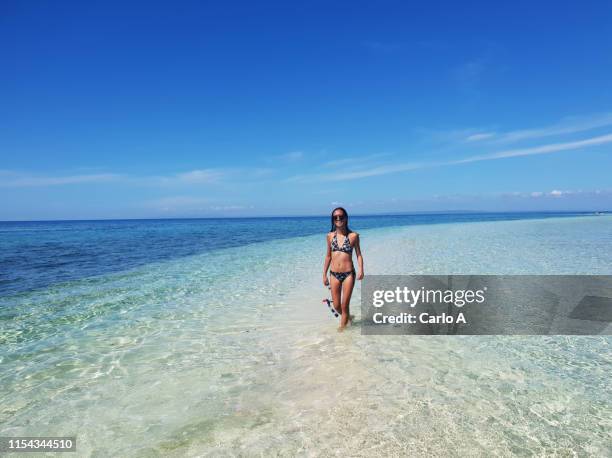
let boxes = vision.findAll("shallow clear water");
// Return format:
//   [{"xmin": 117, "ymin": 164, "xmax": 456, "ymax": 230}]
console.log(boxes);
[
  {"xmin": 1, "ymin": 214, "xmax": 611, "ymax": 456},
  {"xmin": 0, "ymin": 212, "xmax": 588, "ymax": 295}
]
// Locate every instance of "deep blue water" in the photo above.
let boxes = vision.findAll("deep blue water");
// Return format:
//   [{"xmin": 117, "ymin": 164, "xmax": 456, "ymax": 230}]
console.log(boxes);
[{"xmin": 0, "ymin": 212, "xmax": 595, "ymax": 295}]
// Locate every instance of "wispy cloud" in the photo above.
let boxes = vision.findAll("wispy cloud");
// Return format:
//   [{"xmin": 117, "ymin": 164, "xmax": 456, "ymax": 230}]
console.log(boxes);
[
  {"xmin": 138, "ymin": 167, "xmax": 274, "ymax": 186},
  {"xmin": 452, "ymin": 132, "xmax": 612, "ymax": 164},
  {"xmin": 0, "ymin": 166, "xmax": 271, "ymax": 188},
  {"xmin": 147, "ymin": 195, "xmax": 254, "ymax": 214},
  {"xmin": 287, "ymin": 161, "xmax": 424, "ymax": 182},
  {"xmin": 0, "ymin": 171, "xmax": 121, "ymax": 187},
  {"xmin": 287, "ymin": 132, "xmax": 612, "ymax": 183},
  {"xmin": 170, "ymin": 169, "xmax": 225, "ymax": 184},
  {"xmin": 502, "ymin": 189, "xmax": 611, "ymax": 199},
  {"xmin": 466, "ymin": 112, "xmax": 612, "ymax": 143},
  {"xmin": 322, "ymin": 153, "xmax": 393, "ymax": 168},
  {"xmin": 345, "ymin": 188, "xmax": 611, "ymax": 213},
  {"xmin": 466, "ymin": 132, "xmax": 496, "ymax": 142},
  {"xmin": 260, "ymin": 150, "xmax": 304, "ymax": 166},
  {"xmin": 209, "ymin": 205, "xmax": 252, "ymax": 211}
]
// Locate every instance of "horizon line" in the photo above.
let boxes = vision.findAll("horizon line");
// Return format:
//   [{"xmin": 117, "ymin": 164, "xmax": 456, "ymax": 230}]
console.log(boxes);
[{"xmin": 0, "ymin": 209, "xmax": 608, "ymax": 223}]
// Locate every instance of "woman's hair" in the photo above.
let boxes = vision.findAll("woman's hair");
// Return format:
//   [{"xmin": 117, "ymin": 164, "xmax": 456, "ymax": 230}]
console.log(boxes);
[{"xmin": 329, "ymin": 207, "xmax": 352, "ymax": 233}]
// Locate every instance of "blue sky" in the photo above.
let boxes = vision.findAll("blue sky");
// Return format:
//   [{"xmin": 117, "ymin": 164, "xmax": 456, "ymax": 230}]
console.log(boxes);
[{"xmin": 1, "ymin": 0, "xmax": 612, "ymax": 220}]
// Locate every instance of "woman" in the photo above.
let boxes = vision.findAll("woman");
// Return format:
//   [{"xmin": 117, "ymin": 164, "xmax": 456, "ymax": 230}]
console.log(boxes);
[{"xmin": 323, "ymin": 207, "xmax": 364, "ymax": 331}]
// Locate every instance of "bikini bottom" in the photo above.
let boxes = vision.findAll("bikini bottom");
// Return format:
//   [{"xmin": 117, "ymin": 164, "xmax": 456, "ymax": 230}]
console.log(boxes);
[{"xmin": 330, "ymin": 269, "xmax": 355, "ymax": 283}]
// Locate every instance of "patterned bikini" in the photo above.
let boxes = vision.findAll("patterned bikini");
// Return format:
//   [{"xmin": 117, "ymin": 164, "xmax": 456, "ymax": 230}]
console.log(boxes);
[{"xmin": 330, "ymin": 231, "xmax": 355, "ymax": 282}]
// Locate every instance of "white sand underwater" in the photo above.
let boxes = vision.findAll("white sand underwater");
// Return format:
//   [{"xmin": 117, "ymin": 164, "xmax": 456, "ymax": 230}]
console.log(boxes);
[{"xmin": 1, "ymin": 215, "xmax": 611, "ymax": 456}]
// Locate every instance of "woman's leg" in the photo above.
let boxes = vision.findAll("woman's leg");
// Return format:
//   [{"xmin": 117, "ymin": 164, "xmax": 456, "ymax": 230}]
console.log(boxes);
[
  {"xmin": 339, "ymin": 273, "xmax": 355, "ymax": 329},
  {"xmin": 329, "ymin": 274, "xmax": 343, "ymax": 315}
]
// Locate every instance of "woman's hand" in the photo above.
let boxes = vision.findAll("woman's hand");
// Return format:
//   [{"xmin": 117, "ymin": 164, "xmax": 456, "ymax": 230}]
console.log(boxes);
[
  {"xmin": 357, "ymin": 271, "xmax": 364, "ymax": 280},
  {"xmin": 323, "ymin": 275, "xmax": 329, "ymax": 287}
]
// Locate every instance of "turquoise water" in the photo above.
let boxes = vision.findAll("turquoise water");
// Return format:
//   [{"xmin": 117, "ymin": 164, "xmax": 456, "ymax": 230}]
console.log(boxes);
[
  {"xmin": 1, "ymin": 213, "xmax": 611, "ymax": 456},
  {"xmin": 0, "ymin": 212, "xmax": 588, "ymax": 295}
]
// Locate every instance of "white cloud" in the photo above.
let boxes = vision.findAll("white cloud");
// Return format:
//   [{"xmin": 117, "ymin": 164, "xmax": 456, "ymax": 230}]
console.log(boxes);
[
  {"xmin": 487, "ymin": 112, "xmax": 612, "ymax": 144},
  {"xmin": 504, "ymin": 189, "xmax": 609, "ymax": 199},
  {"xmin": 452, "ymin": 132, "xmax": 612, "ymax": 164},
  {"xmin": 175, "ymin": 169, "xmax": 225, "ymax": 184},
  {"xmin": 147, "ymin": 196, "xmax": 254, "ymax": 213},
  {"xmin": 323, "ymin": 153, "xmax": 393, "ymax": 168},
  {"xmin": 287, "ymin": 132, "xmax": 612, "ymax": 183},
  {"xmin": 0, "ymin": 166, "xmax": 275, "ymax": 189},
  {"xmin": 0, "ymin": 172, "xmax": 121, "ymax": 187},
  {"xmin": 466, "ymin": 132, "xmax": 496, "ymax": 142},
  {"xmin": 209, "ymin": 205, "xmax": 252, "ymax": 211}
]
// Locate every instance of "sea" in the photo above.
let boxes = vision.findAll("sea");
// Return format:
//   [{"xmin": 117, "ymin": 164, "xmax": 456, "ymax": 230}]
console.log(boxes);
[{"xmin": 1, "ymin": 212, "xmax": 611, "ymax": 456}]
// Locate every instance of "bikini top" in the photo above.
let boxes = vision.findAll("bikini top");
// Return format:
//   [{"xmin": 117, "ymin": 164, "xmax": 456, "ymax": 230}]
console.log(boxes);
[{"xmin": 331, "ymin": 231, "xmax": 353, "ymax": 254}]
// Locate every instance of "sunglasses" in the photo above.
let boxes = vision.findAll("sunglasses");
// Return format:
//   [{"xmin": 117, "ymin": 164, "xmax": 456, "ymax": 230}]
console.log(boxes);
[{"xmin": 333, "ymin": 215, "xmax": 346, "ymax": 221}]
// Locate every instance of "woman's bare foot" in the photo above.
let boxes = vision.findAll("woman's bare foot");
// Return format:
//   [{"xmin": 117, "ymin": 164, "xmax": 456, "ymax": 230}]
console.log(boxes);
[{"xmin": 337, "ymin": 325, "xmax": 346, "ymax": 332}]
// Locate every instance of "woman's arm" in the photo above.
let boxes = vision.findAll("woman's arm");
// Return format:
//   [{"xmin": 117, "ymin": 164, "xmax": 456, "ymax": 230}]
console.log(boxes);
[
  {"xmin": 354, "ymin": 233, "xmax": 364, "ymax": 280},
  {"xmin": 322, "ymin": 233, "xmax": 332, "ymax": 286}
]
